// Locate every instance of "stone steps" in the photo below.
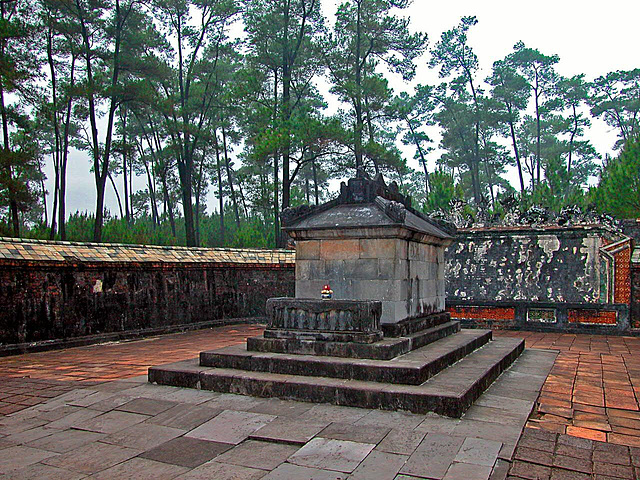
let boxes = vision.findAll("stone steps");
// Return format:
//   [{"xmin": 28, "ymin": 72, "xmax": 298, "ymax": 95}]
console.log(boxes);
[
  {"xmin": 247, "ymin": 319, "xmax": 461, "ymax": 360},
  {"xmin": 200, "ymin": 328, "xmax": 490, "ymax": 385},
  {"xmin": 149, "ymin": 336, "xmax": 525, "ymax": 417}
]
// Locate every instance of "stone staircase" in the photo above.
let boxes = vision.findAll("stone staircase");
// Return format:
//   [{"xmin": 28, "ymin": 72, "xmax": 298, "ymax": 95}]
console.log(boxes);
[{"xmin": 149, "ymin": 320, "xmax": 524, "ymax": 417}]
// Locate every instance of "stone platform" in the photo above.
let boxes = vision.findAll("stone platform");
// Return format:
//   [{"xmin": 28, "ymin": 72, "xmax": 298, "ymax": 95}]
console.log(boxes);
[{"xmin": 149, "ymin": 323, "xmax": 524, "ymax": 417}]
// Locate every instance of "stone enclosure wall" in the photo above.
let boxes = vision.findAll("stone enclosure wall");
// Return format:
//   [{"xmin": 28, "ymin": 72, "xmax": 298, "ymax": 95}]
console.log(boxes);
[
  {"xmin": 445, "ymin": 226, "xmax": 632, "ymax": 332},
  {"xmin": 1, "ymin": 222, "xmax": 637, "ymax": 351},
  {"xmin": 0, "ymin": 239, "xmax": 294, "ymax": 350}
]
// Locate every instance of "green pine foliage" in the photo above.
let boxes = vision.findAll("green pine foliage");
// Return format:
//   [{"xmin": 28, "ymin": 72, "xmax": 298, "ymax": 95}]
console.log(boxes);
[
  {"xmin": 592, "ymin": 136, "xmax": 640, "ymax": 218},
  {"xmin": 1, "ymin": 2, "xmax": 638, "ymax": 245}
]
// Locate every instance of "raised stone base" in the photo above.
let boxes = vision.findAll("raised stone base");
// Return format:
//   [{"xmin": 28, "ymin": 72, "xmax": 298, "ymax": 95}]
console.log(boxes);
[
  {"xmin": 381, "ymin": 311, "xmax": 451, "ymax": 337},
  {"xmin": 247, "ymin": 319, "xmax": 460, "ymax": 360},
  {"xmin": 262, "ymin": 328, "xmax": 383, "ymax": 344},
  {"xmin": 149, "ymin": 334, "xmax": 525, "ymax": 417},
  {"xmin": 204, "ymin": 328, "xmax": 490, "ymax": 384},
  {"xmin": 149, "ymin": 302, "xmax": 524, "ymax": 417}
]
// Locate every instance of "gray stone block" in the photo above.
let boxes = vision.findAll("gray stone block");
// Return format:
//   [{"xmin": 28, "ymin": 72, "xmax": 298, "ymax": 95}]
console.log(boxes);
[{"xmin": 288, "ymin": 437, "xmax": 375, "ymax": 473}]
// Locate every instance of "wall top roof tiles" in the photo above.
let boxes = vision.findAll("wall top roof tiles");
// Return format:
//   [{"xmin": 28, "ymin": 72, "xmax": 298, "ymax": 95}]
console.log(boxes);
[{"xmin": 0, "ymin": 237, "xmax": 295, "ymax": 265}]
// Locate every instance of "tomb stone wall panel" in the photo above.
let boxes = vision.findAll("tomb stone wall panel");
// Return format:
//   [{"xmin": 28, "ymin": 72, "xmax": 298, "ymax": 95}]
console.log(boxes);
[{"xmin": 294, "ymin": 236, "xmax": 444, "ymax": 324}]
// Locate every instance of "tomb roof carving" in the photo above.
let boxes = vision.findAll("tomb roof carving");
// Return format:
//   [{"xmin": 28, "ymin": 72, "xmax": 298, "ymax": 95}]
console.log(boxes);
[{"xmin": 281, "ymin": 171, "xmax": 454, "ymax": 240}]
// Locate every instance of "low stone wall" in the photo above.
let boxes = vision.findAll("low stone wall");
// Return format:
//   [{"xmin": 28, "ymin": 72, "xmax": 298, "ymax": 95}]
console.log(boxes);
[
  {"xmin": 0, "ymin": 239, "xmax": 294, "ymax": 350},
  {"xmin": 445, "ymin": 225, "xmax": 633, "ymax": 332}
]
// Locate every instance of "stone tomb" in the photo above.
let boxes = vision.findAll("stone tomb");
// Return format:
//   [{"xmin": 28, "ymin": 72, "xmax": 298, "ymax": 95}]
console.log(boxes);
[{"xmin": 150, "ymin": 174, "xmax": 524, "ymax": 417}]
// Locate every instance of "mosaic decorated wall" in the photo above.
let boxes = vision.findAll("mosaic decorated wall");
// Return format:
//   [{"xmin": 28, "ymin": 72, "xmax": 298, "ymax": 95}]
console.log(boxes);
[{"xmin": 0, "ymin": 239, "xmax": 295, "ymax": 349}]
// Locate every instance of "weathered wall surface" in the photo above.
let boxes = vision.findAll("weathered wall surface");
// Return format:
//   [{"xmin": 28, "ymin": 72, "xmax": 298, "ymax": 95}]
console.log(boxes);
[
  {"xmin": 446, "ymin": 230, "xmax": 602, "ymax": 303},
  {"xmin": 0, "ymin": 265, "xmax": 294, "ymax": 346},
  {"xmin": 445, "ymin": 226, "xmax": 632, "ymax": 332},
  {"xmin": 0, "ymin": 239, "xmax": 295, "ymax": 347}
]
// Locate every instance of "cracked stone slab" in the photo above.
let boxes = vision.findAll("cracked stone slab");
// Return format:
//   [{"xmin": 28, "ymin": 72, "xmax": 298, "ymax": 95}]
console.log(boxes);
[
  {"xmin": 214, "ymin": 440, "xmax": 299, "ymax": 471},
  {"xmin": 71, "ymin": 410, "xmax": 149, "ymax": 434},
  {"xmin": 26, "ymin": 428, "xmax": 106, "ymax": 453},
  {"xmin": 172, "ymin": 461, "xmax": 266, "ymax": 480},
  {"xmin": 42, "ymin": 441, "xmax": 142, "ymax": 474},
  {"xmin": 319, "ymin": 422, "xmax": 390, "ymax": 444},
  {"xmin": 140, "ymin": 436, "xmax": 232, "ymax": 468},
  {"xmin": 401, "ymin": 433, "xmax": 465, "ymax": 479},
  {"xmin": 116, "ymin": 398, "xmax": 178, "ymax": 416},
  {"xmin": 101, "ymin": 423, "xmax": 185, "ymax": 450},
  {"xmin": 145, "ymin": 403, "xmax": 222, "ymax": 430},
  {"xmin": 376, "ymin": 429, "xmax": 427, "ymax": 456},
  {"xmin": 0, "ymin": 462, "xmax": 86, "ymax": 480},
  {"xmin": 454, "ymin": 436, "xmax": 502, "ymax": 467},
  {"xmin": 185, "ymin": 410, "xmax": 276, "ymax": 444},
  {"xmin": 288, "ymin": 437, "xmax": 375, "ymax": 473},
  {"xmin": 0, "ymin": 446, "xmax": 59, "ymax": 475},
  {"xmin": 348, "ymin": 450, "xmax": 409, "ymax": 479},
  {"xmin": 250, "ymin": 417, "xmax": 329, "ymax": 445},
  {"xmin": 87, "ymin": 457, "xmax": 190, "ymax": 480},
  {"xmin": 261, "ymin": 463, "xmax": 348, "ymax": 479}
]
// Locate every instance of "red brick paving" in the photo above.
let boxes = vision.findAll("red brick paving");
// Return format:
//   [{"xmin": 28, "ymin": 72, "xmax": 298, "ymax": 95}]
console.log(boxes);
[
  {"xmin": 0, "ymin": 324, "xmax": 263, "ymax": 416},
  {"xmin": 496, "ymin": 331, "xmax": 640, "ymax": 449}
]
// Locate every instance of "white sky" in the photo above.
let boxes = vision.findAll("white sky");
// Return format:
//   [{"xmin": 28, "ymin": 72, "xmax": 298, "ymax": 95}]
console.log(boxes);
[{"xmin": 48, "ymin": 0, "xmax": 640, "ymax": 219}]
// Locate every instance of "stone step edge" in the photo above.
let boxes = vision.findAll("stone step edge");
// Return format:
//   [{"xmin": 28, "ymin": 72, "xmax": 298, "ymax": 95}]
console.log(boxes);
[
  {"xmin": 246, "ymin": 320, "xmax": 461, "ymax": 361},
  {"xmin": 148, "ymin": 338, "xmax": 525, "ymax": 417},
  {"xmin": 200, "ymin": 328, "xmax": 491, "ymax": 386}
]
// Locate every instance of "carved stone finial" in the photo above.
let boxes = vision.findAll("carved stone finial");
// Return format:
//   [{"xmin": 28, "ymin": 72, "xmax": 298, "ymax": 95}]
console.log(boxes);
[
  {"xmin": 520, "ymin": 205, "xmax": 550, "ymax": 226},
  {"xmin": 281, "ymin": 204, "xmax": 318, "ymax": 227},
  {"xmin": 499, "ymin": 193, "xmax": 520, "ymax": 226},
  {"xmin": 384, "ymin": 201, "xmax": 407, "ymax": 223}
]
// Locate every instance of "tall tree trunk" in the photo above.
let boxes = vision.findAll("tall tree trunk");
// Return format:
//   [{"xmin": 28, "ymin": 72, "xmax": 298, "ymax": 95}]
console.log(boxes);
[
  {"xmin": 77, "ymin": 0, "xmax": 123, "ymax": 242},
  {"xmin": 59, "ymin": 54, "xmax": 76, "ymax": 241},
  {"xmin": 312, "ymin": 158, "xmax": 319, "ymax": 205},
  {"xmin": 161, "ymin": 173, "xmax": 176, "ymax": 237},
  {"xmin": 467, "ymin": 76, "xmax": 482, "ymax": 205},
  {"xmin": 50, "ymin": 164, "xmax": 59, "ymax": 239},
  {"xmin": 407, "ymin": 119, "xmax": 430, "ymax": 194},
  {"xmin": 221, "ymin": 125, "xmax": 240, "ymax": 225},
  {"xmin": 364, "ymin": 95, "xmax": 380, "ymax": 174},
  {"xmin": 0, "ymin": 7, "xmax": 18, "ymax": 237},
  {"xmin": 534, "ymin": 71, "xmax": 541, "ymax": 188},
  {"xmin": 567, "ymin": 105, "xmax": 578, "ymax": 176},
  {"xmin": 281, "ymin": 0, "xmax": 291, "ymax": 212},
  {"xmin": 38, "ymin": 161, "xmax": 48, "ymax": 226},
  {"xmin": 272, "ymin": 71, "xmax": 280, "ymax": 247},
  {"xmin": 213, "ymin": 131, "xmax": 224, "ymax": 245},
  {"xmin": 507, "ymin": 110, "xmax": 525, "ymax": 193},
  {"xmin": 108, "ymin": 171, "xmax": 124, "ymax": 219},
  {"xmin": 353, "ymin": 0, "xmax": 363, "ymax": 171},
  {"xmin": 122, "ymin": 108, "xmax": 130, "ymax": 223},
  {"xmin": 194, "ymin": 149, "xmax": 206, "ymax": 244},
  {"xmin": 46, "ymin": 20, "xmax": 60, "ymax": 238},
  {"xmin": 143, "ymin": 156, "xmax": 159, "ymax": 226},
  {"xmin": 237, "ymin": 181, "xmax": 249, "ymax": 217}
]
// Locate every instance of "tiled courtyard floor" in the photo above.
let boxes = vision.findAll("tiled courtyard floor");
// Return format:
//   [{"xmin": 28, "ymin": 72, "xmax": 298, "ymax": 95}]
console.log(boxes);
[{"xmin": 1, "ymin": 325, "xmax": 640, "ymax": 479}]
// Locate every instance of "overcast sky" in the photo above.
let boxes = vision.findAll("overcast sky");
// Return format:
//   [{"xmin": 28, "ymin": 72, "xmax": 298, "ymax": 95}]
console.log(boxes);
[{"xmin": 49, "ymin": 0, "xmax": 640, "ymax": 218}]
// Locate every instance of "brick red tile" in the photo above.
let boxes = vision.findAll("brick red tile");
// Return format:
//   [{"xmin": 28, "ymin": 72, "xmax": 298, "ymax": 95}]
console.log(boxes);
[
  {"xmin": 510, "ymin": 460, "xmax": 551, "ymax": 480},
  {"xmin": 593, "ymin": 462, "xmax": 635, "ymax": 478},
  {"xmin": 552, "ymin": 454, "xmax": 592, "ymax": 474},
  {"xmin": 514, "ymin": 447, "xmax": 554, "ymax": 467},
  {"xmin": 566, "ymin": 426, "xmax": 607, "ymax": 442}
]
